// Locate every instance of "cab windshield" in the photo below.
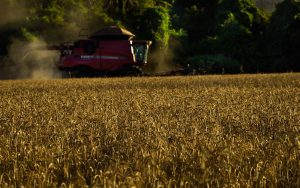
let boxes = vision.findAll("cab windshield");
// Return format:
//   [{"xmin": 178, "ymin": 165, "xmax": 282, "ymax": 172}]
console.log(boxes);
[{"xmin": 132, "ymin": 41, "xmax": 151, "ymax": 64}]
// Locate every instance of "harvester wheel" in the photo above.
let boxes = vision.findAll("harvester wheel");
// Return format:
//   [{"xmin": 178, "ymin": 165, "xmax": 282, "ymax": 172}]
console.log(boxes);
[
  {"xmin": 61, "ymin": 71, "xmax": 72, "ymax": 78},
  {"xmin": 123, "ymin": 65, "xmax": 142, "ymax": 76},
  {"xmin": 77, "ymin": 71, "xmax": 93, "ymax": 78}
]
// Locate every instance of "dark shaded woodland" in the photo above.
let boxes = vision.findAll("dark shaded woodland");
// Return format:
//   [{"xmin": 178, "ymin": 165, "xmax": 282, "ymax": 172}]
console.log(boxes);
[{"xmin": 0, "ymin": 0, "xmax": 299, "ymax": 73}]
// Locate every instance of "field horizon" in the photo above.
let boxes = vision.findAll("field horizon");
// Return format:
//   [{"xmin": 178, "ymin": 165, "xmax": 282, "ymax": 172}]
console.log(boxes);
[{"xmin": 0, "ymin": 73, "xmax": 299, "ymax": 187}]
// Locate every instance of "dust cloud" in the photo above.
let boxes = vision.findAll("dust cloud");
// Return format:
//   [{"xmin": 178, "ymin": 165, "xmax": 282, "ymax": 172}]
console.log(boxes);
[
  {"xmin": 6, "ymin": 39, "xmax": 61, "ymax": 80},
  {"xmin": 254, "ymin": 0, "xmax": 284, "ymax": 11},
  {"xmin": 0, "ymin": 1, "xmax": 108, "ymax": 80},
  {"xmin": 148, "ymin": 38, "xmax": 182, "ymax": 74},
  {"xmin": 0, "ymin": 1, "xmax": 77, "ymax": 80},
  {"xmin": 0, "ymin": 1, "xmax": 61, "ymax": 79},
  {"xmin": 149, "ymin": 48, "xmax": 174, "ymax": 73}
]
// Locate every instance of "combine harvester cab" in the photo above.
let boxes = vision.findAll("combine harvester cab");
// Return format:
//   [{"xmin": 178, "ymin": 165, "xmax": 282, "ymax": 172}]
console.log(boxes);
[{"xmin": 59, "ymin": 26, "xmax": 151, "ymax": 77}]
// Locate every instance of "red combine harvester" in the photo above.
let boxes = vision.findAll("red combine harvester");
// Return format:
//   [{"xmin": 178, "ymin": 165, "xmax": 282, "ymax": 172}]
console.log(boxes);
[{"xmin": 54, "ymin": 26, "xmax": 151, "ymax": 77}]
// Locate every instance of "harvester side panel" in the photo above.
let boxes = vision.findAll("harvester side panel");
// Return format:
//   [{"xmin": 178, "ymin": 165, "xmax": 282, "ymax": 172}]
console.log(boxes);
[
  {"xmin": 60, "ymin": 55, "xmax": 100, "ymax": 70},
  {"xmin": 61, "ymin": 39, "xmax": 101, "ymax": 70},
  {"xmin": 99, "ymin": 40, "xmax": 135, "ymax": 71}
]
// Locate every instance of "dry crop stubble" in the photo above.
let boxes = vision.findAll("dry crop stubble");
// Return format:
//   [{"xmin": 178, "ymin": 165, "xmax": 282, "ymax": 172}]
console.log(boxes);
[{"xmin": 0, "ymin": 73, "xmax": 299, "ymax": 187}]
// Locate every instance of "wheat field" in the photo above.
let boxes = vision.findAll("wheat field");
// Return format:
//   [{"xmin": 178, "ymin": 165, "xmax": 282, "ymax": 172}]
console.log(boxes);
[{"xmin": 0, "ymin": 74, "xmax": 299, "ymax": 187}]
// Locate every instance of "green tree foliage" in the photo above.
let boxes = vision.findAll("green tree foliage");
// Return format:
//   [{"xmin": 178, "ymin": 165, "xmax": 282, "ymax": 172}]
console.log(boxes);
[
  {"xmin": 0, "ymin": 0, "xmax": 299, "ymax": 73},
  {"xmin": 24, "ymin": 0, "xmax": 114, "ymax": 41},
  {"xmin": 197, "ymin": 13, "xmax": 255, "ymax": 72},
  {"xmin": 0, "ymin": 0, "xmax": 27, "ymax": 54},
  {"xmin": 174, "ymin": 0, "xmax": 268, "ymax": 73},
  {"xmin": 138, "ymin": 6, "xmax": 171, "ymax": 47},
  {"xmin": 264, "ymin": 0, "xmax": 300, "ymax": 72}
]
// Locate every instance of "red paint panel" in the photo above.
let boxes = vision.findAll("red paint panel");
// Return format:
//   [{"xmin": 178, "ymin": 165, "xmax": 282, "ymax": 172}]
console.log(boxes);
[
  {"xmin": 60, "ymin": 39, "xmax": 136, "ymax": 71},
  {"xmin": 61, "ymin": 55, "xmax": 100, "ymax": 70},
  {"xmin": 99, "ymin": 40, "xmax": 135, "ymax": 71}
]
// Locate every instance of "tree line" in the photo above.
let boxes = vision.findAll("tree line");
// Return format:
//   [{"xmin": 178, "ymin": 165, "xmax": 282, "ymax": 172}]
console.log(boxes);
[{"xmin": 0, "ymin": 0, "xmax": 299, "ymax": 73}]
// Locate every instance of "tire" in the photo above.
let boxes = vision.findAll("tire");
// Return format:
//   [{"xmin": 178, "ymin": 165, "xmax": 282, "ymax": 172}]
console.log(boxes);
[
  {"xmin": 65, "ymin": 66, "xmax": 95, "ymax": 78},
  {"xmin": 123, "ymin": 65, "xmax": 143, "ymax": 76},
  {"xmin": 77, "ymin": 71, "xmax": 93, "ymax": 78},
  {"xmin": 61, "ymin": 71, "xmax": 72, "ymax": 78}
]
